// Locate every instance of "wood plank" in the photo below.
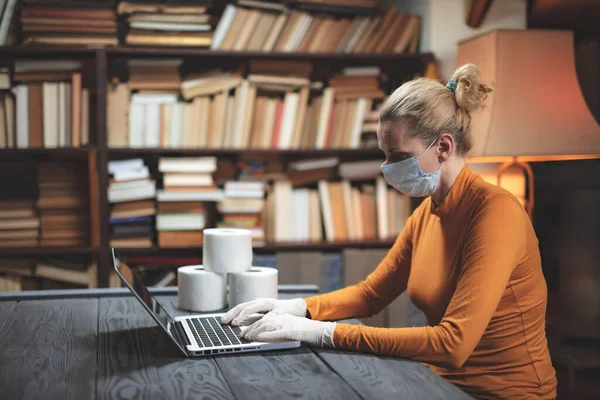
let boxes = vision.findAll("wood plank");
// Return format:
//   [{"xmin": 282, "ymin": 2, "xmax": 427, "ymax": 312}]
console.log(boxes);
[
  {"xmin": 98, "ymin": 297, "xmax": 235, "ymax": 400},
  {"xmin": 0, "ymin": 301, "xmax": 17, "ymax": 338},
  {"xmin": 0, "ymin": 299, "xmax": 98, "ymax": 399},
  {"xmin": 312, "ymin": 349, "xmax": 474, "ymax": 400},
  {"xmin": 215, "ymin": 346, "xmax": 361, "ymax": 400},
  {"xmin": 157, "ymin": 296, "xmax": 361, "ymax": 400}
]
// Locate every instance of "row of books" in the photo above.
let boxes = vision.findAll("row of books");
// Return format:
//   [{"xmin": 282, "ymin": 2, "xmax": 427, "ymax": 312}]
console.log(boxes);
[
  {"xmin": 106, "ymin": 156, "xmax": 406, "ymax": 248},
  {"xmin": 0, "ymin": 60, "xmax": 90, "ymax": 149},
  {"xmin": 266, "ymin": 177, "xmax": 408, "ymax": 243},
  {"xmin": 10, "ymin": 0, "xmax": 417, "ymax": 52},
  {"xmin": 0, "ymin": 160, "xmax": 90, "ymax": 247},
  {"xmin": 211, "ymin": 2, "xmax": 420, "ymax": 54},
  {"xmin": 108, "ymin": 62, "xmax": 384, "ymax": 149}
]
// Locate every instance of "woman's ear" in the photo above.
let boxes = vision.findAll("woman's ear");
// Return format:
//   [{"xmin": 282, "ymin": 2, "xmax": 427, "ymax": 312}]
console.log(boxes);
[{"xmin": 437, "ymin": 133, "xmax": 454, "ymax": 162}]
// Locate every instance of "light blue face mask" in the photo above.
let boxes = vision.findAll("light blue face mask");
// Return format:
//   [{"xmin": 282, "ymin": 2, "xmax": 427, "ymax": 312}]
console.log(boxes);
[{"xmin": 381, "ymin": 138, "xmax": 442, "ymax": 197}]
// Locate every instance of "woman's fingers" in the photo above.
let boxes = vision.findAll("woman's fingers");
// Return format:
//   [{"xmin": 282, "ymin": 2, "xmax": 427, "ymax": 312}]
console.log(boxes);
[
  {"xmin": 220, "ymin": 301, "xmax": 253, "ymax": 324},
  {"xmin": 243, "ymin": 317, "xmax": 278, "ymax": 341},
  {"xmin": 231, "ymin": 301, "xmax": 272, "ymax": 326}
]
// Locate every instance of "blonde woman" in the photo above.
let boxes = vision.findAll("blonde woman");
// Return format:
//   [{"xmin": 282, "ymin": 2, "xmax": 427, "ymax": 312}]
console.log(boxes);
[{"xmin": 222, "ymin": 64, "xmax": 557, "ymax": 400}]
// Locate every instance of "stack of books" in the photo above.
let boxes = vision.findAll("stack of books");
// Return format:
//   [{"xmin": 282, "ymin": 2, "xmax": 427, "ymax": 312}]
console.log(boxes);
[
  {"xmin": 312, "ymin": 66, "xmax": 385, "ymax": 149},
  {"xmin": 118, "ymin": 1, "xmax": 213, "ymax": 47},
  {"xmin": 37, "ymin": 161, "xmax": 89, "ymax": 247},
  {"xmin": 286, "ymin": 157, "xmax": 338, "ymax": 186},
  {"xmin": 211, "ymin": 2, "xmax": 420, "ymax": 54},
  {"xmin": 0, "ymin": 259, "xmax": 37, "ymax": 291},
  {"xmin": 217, "ymin": 181, "xmax": 266, "ymax": 245},
  {"xmin": 108, "ymin": 159, "xmax": 157, "ymax": 248},
  {"xmin": 128, "ymin": 59, "xmax": 182, "ymax": 92},
  {"xmin": 35, "ymin": 259, "xmax": 96, "ymax": 289},
  {"xmin": 20, "ymin": 0, "xmax": 118, "ymax": 47},
  {"xmin": 110, "ymin": 58, "xmax": 387, "ymax": 149},
  {"xmin": 156, "ymin": 157, "xmax": 223, "ymax": 248},
  {"xmin": 0, "ymin": 162, "xmax": 39, "ymax": 247},
  {"xmin": 9, "ymin": 60, "xmax": 89, "ymax": 148}
]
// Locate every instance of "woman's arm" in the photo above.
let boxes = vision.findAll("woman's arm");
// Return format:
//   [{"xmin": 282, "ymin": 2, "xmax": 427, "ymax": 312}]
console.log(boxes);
[
  {"xmin": 329, "ymin": 194, "xmax": 526, "ymax": 369},
  {"xmin": 304, "ymin": 214, "xmax": 415, "ymax": 322}
]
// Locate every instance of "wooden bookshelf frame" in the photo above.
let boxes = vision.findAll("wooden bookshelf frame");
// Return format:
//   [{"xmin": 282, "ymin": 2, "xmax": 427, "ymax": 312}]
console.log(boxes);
[{"xmin": 0, "ymin": 46, "xmax": 433, "ymax": 287}]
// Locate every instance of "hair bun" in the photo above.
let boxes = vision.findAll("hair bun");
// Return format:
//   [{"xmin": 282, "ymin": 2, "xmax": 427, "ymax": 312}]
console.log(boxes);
[{"xmin": 450, "ymin": 64, "xmax": 493, "ymax": 113}]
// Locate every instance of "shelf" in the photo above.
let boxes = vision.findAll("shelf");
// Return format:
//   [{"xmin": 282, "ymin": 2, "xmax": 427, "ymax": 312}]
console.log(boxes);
[
  {"xmin": 106, "ymin": 47, "xmax": 433, "ymax": 63},
  {"xmin": 256, "ymin": 239, "xmax": 396, "ymax": 252},
  {"xmin": 106, "ymin": 147, "xmax": 384, "ymax": 160},
  {"xmin": 0, "ymin": 246, "xmax": 97, "ymax": 257},
  {"xmin": 113, "ymin": 239, "xmax": 395, "ymax": 257},
  {"xmin": 0, "ymin": 148, "xmax": 92, "ymax": 158},
  {"xmin": 0, "ymin": 45, "xmax": 97, "ymax": 58},
  {"xmin": 0, "ymin": 45, "xmax": 433, "ymax": 65}
]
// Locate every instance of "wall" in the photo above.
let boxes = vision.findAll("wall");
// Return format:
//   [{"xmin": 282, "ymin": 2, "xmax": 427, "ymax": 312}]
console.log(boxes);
[{"xmin": 392, "ymin": 0, "xmax": 527, "ymax": 80}]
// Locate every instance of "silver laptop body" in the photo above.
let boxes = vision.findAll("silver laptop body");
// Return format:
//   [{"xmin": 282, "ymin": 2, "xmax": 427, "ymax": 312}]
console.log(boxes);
[{"xmin": 112, "ymin": 248, "xmax": 301, "ymax": 357}]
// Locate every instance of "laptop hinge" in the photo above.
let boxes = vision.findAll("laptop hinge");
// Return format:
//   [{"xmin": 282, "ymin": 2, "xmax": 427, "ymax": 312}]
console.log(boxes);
[{"xmin": 171, "ymin": 320, "xmax": 192, "ymax": 353}]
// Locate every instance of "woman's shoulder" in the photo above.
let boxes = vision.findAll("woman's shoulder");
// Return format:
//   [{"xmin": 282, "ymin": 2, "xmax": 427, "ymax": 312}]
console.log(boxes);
[
  {"xmin": 468, "ymin": 173, "xmax": 526, "ymax": 214},
  {"xmin": 468, "ymin": 176, "xmax": 528, "ymax": 222}
]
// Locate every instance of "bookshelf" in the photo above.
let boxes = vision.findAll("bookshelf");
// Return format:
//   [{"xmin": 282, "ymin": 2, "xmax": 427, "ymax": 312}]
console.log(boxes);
[{"xmin": 0, "ymin": 2, "xmax": 433, "ymax": 288}]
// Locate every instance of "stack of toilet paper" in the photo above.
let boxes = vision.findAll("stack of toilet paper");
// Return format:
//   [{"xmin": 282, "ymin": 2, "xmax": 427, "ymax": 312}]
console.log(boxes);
[{"xmin": 177, "ymin": 228, "xmax": 278, "ymax": 312}]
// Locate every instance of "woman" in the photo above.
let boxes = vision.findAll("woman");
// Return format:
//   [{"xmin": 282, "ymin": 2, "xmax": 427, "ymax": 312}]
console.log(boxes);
[{"xmin": 222, "ymin": 64, "xmax": 557, "ymax": 400}]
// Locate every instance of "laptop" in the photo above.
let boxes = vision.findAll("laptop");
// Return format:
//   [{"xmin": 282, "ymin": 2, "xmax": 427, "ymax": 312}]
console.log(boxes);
[{"xmin": 112, "ymin": 249, "xmax": 301, "ymax": 357}]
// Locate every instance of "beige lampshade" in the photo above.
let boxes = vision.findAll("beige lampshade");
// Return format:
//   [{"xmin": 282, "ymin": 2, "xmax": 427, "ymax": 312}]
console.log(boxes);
[{"xmin": 457, "ymin": 29, "xmax": 600, "ymax": 159}]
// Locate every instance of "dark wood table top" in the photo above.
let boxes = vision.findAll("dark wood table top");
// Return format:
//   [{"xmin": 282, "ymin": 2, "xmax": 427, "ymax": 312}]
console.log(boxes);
[{"xmin": 0, "ymin": 287, "xmax": 473, "ymax": 400}]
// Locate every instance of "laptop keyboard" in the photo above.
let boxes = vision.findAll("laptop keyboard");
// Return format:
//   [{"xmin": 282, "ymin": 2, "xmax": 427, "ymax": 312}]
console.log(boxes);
[{"xmin": 186, "ymin": 317, "xmax": 249, "ymax": 348}]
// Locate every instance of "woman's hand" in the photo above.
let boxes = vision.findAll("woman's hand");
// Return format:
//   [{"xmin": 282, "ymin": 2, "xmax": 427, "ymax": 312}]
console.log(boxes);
[
  {"xmin": 242, "ymin": 314, "xmax": 336, "ymax": 347},
  {"xmin": 220, "ymin": 298, "xmax": 307, "ymax": 326}
]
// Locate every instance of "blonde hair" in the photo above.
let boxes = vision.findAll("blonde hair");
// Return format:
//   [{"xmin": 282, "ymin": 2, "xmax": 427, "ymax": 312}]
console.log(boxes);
[{"xmin": 379, "ymin": 63, "xmax": 493, "ymax": 156}]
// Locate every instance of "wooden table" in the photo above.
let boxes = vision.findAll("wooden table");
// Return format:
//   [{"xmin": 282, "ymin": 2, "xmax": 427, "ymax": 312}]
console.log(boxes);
[{"xmin": 0, "ymin": 287, "xmax": 473, "ymax": 400}]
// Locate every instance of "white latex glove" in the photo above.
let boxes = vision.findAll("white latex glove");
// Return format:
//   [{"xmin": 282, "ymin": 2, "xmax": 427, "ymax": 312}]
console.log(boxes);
[
  {"xmin": 220, "ymin": 298, "xmax": 307, "ymax": 326},
  {"xmin": 242, "ymin": 314, "xmax": 337, "ymax": 347}
]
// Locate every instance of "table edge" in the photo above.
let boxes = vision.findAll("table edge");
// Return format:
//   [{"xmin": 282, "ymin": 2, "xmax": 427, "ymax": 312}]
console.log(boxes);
[{"xmin": 0, "ymin": 284, "xmax": 320, "ymax": 301}]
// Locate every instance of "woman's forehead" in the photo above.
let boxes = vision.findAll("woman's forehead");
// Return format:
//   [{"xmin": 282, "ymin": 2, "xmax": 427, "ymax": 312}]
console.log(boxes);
[{"xmin": 378, "ymin": 121, "xmax": 408, "ymax": 142}]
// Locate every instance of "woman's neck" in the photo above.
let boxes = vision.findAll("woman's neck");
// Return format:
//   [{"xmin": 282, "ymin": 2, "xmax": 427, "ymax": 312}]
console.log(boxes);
[{"xmin": 431, "ymin": 157, "xmax": 466, "ymax": 207}]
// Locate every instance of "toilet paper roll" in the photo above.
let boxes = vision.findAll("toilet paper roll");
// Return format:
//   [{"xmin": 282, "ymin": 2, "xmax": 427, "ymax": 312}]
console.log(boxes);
[
  {"xmin": 228, "ymin": 267, "xmax": 278, "ymax": 308},
  {"xmin": 177, "ymin": 265, "xmax": 226, "ymax": 312},
  {"xmin": 203, "ymin": 228, "xmax": 253, "ymax": 274}
]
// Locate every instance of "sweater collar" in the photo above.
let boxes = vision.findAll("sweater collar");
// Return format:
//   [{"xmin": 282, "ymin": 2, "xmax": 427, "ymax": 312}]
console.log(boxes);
[{"xmin": 430, "ymin": 165, "xmax": 474, "ymax": 219}]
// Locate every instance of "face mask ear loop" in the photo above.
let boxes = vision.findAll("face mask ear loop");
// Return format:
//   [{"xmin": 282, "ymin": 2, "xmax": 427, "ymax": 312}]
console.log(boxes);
[{"xmin": 417, "ymin": 137, "xmax": 439, "ymax": 160}]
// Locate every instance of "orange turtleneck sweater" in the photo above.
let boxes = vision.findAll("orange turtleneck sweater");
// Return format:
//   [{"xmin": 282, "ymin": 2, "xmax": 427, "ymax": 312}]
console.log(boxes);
[{"xmin": 304, "ymin": 166, "xmax": 557, "ymax": 400}]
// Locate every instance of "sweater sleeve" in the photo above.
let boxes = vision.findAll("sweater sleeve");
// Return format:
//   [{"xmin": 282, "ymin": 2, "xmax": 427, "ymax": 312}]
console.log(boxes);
[
  {"xmin": 331, "ymin": 194, "xmax": 526, "ymax": 369},
  {"xmin": 304, "ymin": 214, "xmax": 414, "ymax": 322}
]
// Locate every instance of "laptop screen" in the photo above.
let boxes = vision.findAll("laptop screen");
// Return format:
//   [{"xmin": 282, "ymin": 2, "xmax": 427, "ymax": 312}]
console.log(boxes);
[{"xmin": 112, "ymin": 249, "xmax": 174, "ymax": 333}]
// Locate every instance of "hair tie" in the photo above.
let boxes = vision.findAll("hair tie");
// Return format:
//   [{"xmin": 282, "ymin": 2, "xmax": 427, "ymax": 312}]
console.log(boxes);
[{"xmin": 446, "ymin": 79, "xmax": 457, "ymax": 93}]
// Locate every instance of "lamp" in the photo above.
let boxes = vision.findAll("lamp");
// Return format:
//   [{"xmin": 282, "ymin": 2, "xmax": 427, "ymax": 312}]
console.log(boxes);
[{"xmin": 458, "ymin": 29, "xmax": 600, "ymax": 216}]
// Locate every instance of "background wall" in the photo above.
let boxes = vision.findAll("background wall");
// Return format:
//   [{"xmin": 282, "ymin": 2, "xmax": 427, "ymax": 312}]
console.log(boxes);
[{"xmin": 392, "ymin": 0, "xmax": 527, "ymax": 80}]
